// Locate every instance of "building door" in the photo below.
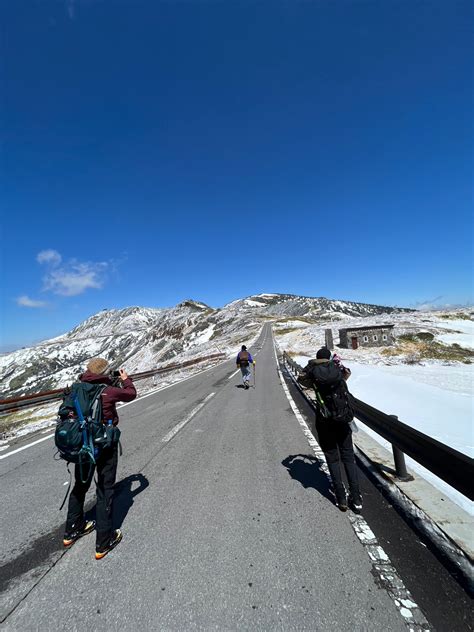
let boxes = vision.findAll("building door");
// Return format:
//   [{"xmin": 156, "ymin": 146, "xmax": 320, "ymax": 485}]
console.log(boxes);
[{"xmin": 351, "ymin": 336, "xmax": 358, "ymax": 350}]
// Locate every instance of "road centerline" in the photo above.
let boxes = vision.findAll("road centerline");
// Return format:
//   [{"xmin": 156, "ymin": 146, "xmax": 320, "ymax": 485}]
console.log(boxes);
[{"xmin": 161, "ymin": 392, "xmax": 215, "ymax": 444}]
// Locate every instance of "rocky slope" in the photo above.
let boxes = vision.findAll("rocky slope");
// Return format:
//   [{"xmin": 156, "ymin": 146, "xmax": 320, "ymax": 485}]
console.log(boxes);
[{"xmin": 0, "ymin": 294, "xmax": 412, "ymax": 398}]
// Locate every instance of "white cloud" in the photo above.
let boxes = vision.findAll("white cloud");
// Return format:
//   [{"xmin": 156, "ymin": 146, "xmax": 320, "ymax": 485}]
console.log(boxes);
[
  {"xmin": 42, "ymin": 261, "xmax": 108, "ymax": 296},
  {"xmin": 410, "ymin": 296, "xmax": 473, "ymax": 311},
  {"xmin": 17, "ymin": 295, "xmax": 49, "ymax": 308},
  {"xmin": 30, "ymin": 250, "xmax": 111, "ymax": 298},
  {"xmin": 37, "ymin": 249, "xmax": 62, "ymax": 266}
]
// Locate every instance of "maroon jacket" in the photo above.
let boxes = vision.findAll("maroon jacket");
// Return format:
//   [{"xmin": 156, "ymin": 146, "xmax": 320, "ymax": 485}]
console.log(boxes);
[{"xmin": 80, "ymin": 371, "xmax": 137, "ymax": 424}]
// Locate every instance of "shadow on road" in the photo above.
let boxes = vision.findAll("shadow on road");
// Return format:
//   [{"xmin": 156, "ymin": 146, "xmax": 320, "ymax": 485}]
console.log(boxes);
[
  {"xmin": 281, "ymin": 454, "xmax": 334, "ymax": 504},
  {"xmin": 113, "ymin": 473, "xmax": 149, "ymax": 529}
]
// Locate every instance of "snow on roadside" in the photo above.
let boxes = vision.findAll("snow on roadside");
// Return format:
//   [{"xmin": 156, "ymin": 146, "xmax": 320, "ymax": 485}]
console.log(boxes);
[
  {"xmin": 291, "ymin": 354, "xmax": 473, "ymax": 457},
  {"xmin": 287, "ymin": 352, "xmax": 473, "ymax": 513},
  {"xmin": 0, "ymin": 402, "xmax": 59, "ymax": 446},
  {"xmin": 347, "ymin": 361, "xmax": 473, "ymax": 514},
  {"xmin": 347, "ymin": 361, "xmax": 473, "ymax": 457},
  {"xmin": 434, "ymin": 319, "xmax": 474, "ymax": 349}
]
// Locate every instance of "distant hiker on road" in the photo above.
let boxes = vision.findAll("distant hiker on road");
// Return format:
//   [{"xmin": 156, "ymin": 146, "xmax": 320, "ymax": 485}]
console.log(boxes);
[
  {"xmin": 236, "ymin": 345, "xmax": 255, "ymax": 389},
  {"xmin": 298, "ymin": 347, "xmax": 362, "ymax": 513},
  {"xmin": 62, "ymin": 357, "xmax": 136, "ymax": 559}
]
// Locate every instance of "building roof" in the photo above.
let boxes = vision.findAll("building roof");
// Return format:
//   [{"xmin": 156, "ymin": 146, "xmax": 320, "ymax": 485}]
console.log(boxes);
[{"xmin": 339, "ymin": 324, "xmax": 394, "ymax": 333}]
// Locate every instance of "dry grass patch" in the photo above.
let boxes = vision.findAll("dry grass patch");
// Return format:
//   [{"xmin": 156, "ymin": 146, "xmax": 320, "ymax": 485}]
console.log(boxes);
[
  {"xmin": 439, "ymin": 313, "xmax": 473, "ymax": 321},
  {"xmin": 273, "ymin": 316, "xmax": 315, "ymax": 324},
  {"xmin": 382, "ymin": 338, "xmax": 473, "ymax": 364},
  {"xmin": 274, "ymin": 327, "xmax": 305, "ymax": 336},
  {"xmin": 0, "ymin": 406, "xmax": 56, "ymax": 437}
]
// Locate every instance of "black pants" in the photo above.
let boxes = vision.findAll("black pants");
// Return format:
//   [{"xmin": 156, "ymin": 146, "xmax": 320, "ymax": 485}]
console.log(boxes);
[
  {"xmin": 65, "ymin": 445, "xmax": 118, "ymax": 550},
  {"xmin": 316, "ymin": 417, "xmax": 361, "ymax": 502}
]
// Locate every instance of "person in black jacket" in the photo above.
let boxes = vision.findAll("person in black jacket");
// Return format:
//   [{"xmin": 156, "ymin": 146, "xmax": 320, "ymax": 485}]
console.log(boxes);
[{"xmin": 298, "ymin": 347, "xmax": 362, "ymax": 513}]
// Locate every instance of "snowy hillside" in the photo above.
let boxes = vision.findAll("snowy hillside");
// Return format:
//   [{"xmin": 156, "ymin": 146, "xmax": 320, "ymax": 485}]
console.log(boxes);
[
  {"xmin": 0, "ymin": 293, "xmax": 412, "ymax": 399},
  {"xmin": 226, "ymin": 293, "xmax": 412, "ymax": 319}
]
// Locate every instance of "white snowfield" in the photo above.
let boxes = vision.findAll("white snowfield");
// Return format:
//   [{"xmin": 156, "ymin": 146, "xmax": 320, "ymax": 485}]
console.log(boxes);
[
  {"xmin": 435, "ymin": 319, "xmax": 474, "ymax": 349},
  {"xmin": 272, "ymin": 306, "xmax": 474, "ymax": 514},
  {"xmin": 349, "ymin": 361, "xmax": 473, "ymax": 514},
  {"xmin": 292, "ymin": 353, "xmax": 473, "ymax": 514}
]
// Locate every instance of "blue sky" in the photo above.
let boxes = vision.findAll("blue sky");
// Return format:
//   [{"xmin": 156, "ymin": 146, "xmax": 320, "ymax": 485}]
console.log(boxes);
[{"xmin": 1, "ymin": 1, "xmax": 472, "ymax": 350}]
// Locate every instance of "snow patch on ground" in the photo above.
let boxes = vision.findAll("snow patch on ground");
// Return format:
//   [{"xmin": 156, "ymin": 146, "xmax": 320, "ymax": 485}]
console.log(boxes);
[
  {"xmin": 434, "ymin": 319, "xmax": 474, "ymax": 349},
  {"xmin": 245, "ymin": 299, "xmax": 267, "ymax": 307},
  {"xmin": 347, "ymin": 361, "xmax": 473, "ymax": 455},
  {"xmin": 281, "ymin": 326, "xmax": 474, "ymax": 515},
  {"xmin": 193, "ymin": 324, "xmax": 216, "ymax": 345}
]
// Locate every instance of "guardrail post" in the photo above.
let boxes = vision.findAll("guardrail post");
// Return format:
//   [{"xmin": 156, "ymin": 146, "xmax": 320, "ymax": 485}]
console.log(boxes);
[{"xmin": 390, "ymin": 415, "xmax": 415, "ymax": 482}]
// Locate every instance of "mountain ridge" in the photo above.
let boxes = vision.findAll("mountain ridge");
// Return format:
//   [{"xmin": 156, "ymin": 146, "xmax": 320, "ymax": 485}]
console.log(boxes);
[{"xmin": 0, "ymin": 293, "xmax": 413, "ymax": 398}]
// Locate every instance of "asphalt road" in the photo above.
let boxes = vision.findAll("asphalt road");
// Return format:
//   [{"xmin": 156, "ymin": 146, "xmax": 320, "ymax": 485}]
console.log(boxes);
[{"xmin": 0, "ymin": 325, "xmax": 470, "ymax": 630}]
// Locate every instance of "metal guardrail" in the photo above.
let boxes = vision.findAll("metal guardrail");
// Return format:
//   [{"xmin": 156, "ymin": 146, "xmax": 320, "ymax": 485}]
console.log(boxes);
[
  {"xmin": 282, "ymin": 352, "xmax": 474, "ymax": 501},
  {"xmin": 0, "ymin": 353, "xmax": 226, "ymax": 414}
]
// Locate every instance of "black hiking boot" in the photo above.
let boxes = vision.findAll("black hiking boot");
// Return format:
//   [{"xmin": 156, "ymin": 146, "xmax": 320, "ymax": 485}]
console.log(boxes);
[
  {"xmin": 348, "ymin": 494, "xmax": 363, "ymax": 514},
  {"xmin": 336, "ymin": 498, "xmax": 348, "ymax": 512},
  {"xmin": 335, "ymin": 489, "xmax": 348, "ymax": 512},
  {"xmin": 63, "ymin": 520, "xmax": 96, "ymax": 547},
  {"xmin": 95, "ymin": 529, "xmax": 123, "ymax": 560}
]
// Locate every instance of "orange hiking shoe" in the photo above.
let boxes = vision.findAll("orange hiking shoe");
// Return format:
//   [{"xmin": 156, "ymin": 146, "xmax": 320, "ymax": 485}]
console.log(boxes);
[
  {"xmin": 95, "ymin": 529, "xmax": 123, "ymax": 560},
  {"xmin": 63, "ymin": 520, "xmax": 96, "ymax": 547}
]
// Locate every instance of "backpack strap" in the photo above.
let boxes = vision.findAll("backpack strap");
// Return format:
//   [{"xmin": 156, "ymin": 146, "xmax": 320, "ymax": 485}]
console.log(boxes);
[
  {"xmin": 73, "ymin": 393, "xmax": 98, "ymax": 482},
  {"xmin": 90, "ymin": 385, "xmax": 107, "ymax": 422}
]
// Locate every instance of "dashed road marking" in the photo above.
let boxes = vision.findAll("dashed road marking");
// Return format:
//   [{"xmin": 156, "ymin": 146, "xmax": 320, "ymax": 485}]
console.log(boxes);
[
  {"xmin": 118, "ymin": 358, "xmax": 228, "ymax": 409},
  {"xmin": 1, "ymin": 359, "xmax": 230, "ymax": 460},
  {"xmin": 162, "ymin": 393, "xmax": 215, "ymax": 444}
]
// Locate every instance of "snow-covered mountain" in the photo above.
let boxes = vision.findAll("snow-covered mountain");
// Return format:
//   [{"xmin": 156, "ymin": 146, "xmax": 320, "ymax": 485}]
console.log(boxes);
[
  {"xmin": 0, "ymin": 294, "xmax": 412, "ymax": 398},
  {"xmin": 228, "ymin": 293, "xmax": 412, "ymax": 319}
]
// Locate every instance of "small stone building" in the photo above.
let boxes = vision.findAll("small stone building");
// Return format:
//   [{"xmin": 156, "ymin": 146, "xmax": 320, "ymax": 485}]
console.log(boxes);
[{"xmin": 339, "ymin": 325, "xmax": 395, "ymax": 349}]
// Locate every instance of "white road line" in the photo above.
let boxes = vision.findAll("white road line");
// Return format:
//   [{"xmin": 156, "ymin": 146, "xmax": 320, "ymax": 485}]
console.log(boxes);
[
  {"xmin": 0, "ymin": 434, "xmax": 55, "ymax": 460},
  {"xmin": 162, "ymin": 392, "xmax": 215, "ymax": 444},
  {"xmin": 1, "ymin": 333, "xmax": 263, "ymax": 462},
  {"xmin": 1, "ymin": 360, "xmax": 230, "ymax": 461},
  {"xmin": 0, "ymin": 329, "xmax": 269, "ymax": 462},
  {"xmin": 118, "ymin": 358, "xmax": 229, "ymax": 408},
  {"xmin": 273, "ymin": 341, "xmax": 430, "ymax": 631},
  {"xmin": 228, "ymin": 368, "xmax": 240, "ymax": 379}
]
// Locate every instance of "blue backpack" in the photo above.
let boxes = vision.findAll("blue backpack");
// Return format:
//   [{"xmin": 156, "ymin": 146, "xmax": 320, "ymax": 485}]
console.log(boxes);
[{"xmin": 55, "ymin": 382, "xmax": 109, "ymax": 481}]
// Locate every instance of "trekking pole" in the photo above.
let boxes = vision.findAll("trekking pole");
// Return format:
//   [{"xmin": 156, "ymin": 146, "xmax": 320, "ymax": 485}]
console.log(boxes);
[{"xmin": 253, "ymin": 362, "xmax": 256, "ymax": 388}]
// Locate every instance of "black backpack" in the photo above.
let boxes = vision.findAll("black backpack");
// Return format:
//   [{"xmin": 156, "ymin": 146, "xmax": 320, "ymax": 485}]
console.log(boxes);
[
  {"xmin": 55, "ymin": 382, "xmax": 109, "ymax": 481},
  {"xmin": 308, "ymin": 361, "xmax": 354, "ymax": 423}
]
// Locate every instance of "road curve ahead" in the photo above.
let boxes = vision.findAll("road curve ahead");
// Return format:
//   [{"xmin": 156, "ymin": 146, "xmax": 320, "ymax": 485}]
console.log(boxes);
[{"xmin": 1, "ymin": 324, "xmax": 410, "ymax": 630}]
